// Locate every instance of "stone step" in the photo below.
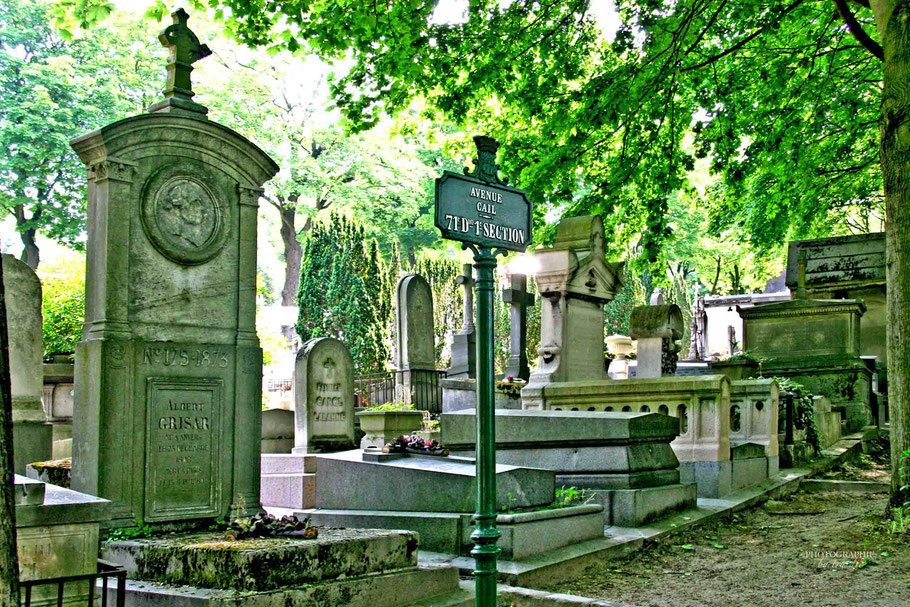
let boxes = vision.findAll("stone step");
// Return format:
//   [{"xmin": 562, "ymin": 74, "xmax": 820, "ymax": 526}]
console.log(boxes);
[
  {"xmin": 261, "ymin": 472, "xmax": 315, "ymax": 509},
  {"xmin": 261, "ymin": 453, "xmax": 316, "ymax": 474}
]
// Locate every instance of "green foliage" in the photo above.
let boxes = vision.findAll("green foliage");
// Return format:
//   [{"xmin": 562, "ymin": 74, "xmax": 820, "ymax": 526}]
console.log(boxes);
[
  {"xmin": 0, "ymin": 0, "xmax": 159, "ymax": 264},
  {"xmin": 605, "ymin": 276, "xmax": 643, "ymax": 337},
  {"xmin": 106, "ymin": 522, "xmax": 153, "ymax": 541},
  {"xmin": 37, "ymin": 252, "xmax": 84, "ymax": 357},
  {"xmin": 296, "ymin": 213, "xmax": 390, "ymax": 373},
  {"xmin": 774, "ymin": 377, "xmax": 820, "ymax": 452},
  {"xmin": 412, "ymin": 254, "xmax": 462, "ymax": 369},
  {"xmin": 361, "ymin": 401, "xmax": 414, "ymax": 412}
]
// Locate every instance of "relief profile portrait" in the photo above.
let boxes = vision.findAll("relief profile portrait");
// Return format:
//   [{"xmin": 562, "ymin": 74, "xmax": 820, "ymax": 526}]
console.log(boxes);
[{"xmin": 156, "ymin": 179, "xmax": 217, "ymax": 249}]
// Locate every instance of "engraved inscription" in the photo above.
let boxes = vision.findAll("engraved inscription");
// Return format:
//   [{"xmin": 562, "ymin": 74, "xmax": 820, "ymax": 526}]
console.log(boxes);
[
  {"xmin": 157, "ymin": 179, "xmax": 217, "ymax": 249},
  {"xmin": 313, "ymin": 382, "xmax": 345, "ymax": 421},
  {"xmin": 748, "ymin": 317, "xmax": 846, "ymax": 358},
  {"xmin": 141, "ymin": 346, "xmax": 229, "ymax": 368},
  {"xmin": 146, "ymin": 378, "xmax": 222, "ymax": 520}
]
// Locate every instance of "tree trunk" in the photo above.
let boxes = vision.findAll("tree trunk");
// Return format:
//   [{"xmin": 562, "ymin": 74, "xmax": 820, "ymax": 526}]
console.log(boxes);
[
  {"xmin": 872, "ymin": 0, "xmax": 910, "ymax": 507},
  {"xmin": 13, "ymin": 206, "xmax": 39, "ymax": 270},
  {"xmin": 0, "ymin": 252, "xmax": 21, "ymax": 607},
  {"xmin": 279, "ymin": 204, "xmax": 302, "ymax": 306}
]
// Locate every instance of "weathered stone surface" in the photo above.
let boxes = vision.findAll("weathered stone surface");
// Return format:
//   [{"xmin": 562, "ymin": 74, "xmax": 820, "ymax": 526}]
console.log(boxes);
[
  {"xmin": 357, "ymin": 410, "xmax": 425, "ymax": 450},
  {"xmin": 315, "ymin": 450, "xmax": 554, "ymax": 512},
  {"xmin": 441, "ymin": 378, "xmax": 522, "ymax": 412},
  {"xmin": 4, "ymin": 255, "xmax": 52, "ymax": 473},
  {"xmin": 102, "ymin": 563, "xmax": 471, "ymax": 607},
  {"xmin": 308, "ymin": 505, "xmax": 604, "ymax": 560},
  {"xmin": 70, "ymin": 77, "xmax": 278, "ymax": 527},
  {"xmin": 729, "ymin": 379, "xmax": 779, "ymax": 457},
  {"xmin": 102, "ymin": 529, "xmax": 418, "ymax": 591},
  {"xmin": 526, "ymin": 215, "xmax": 623, "ymax": 390},
  {"xmin": 629, "ymin": 304, "xmax": 684, "ymax": 379},
  {"xmin": 293, "ymin": 337, "xmax": 355, "ymax": 454},
  {"xmin": 15, "ymin": 475, "xmax": 109, "ymax": 607},
  {"xmin": 502, "ymin": 273, "xmax": 534, "ymax": 381},
  {"xmin": 395, "ymin": 274, "xmax": 435, "ymax": 371},
  {"xmin": 447, "ymin": 264, "xmax": 476, "ymax": 379},
  {"xmin": 260, "ymin": 408, "xmax": 294, "ymax": 454}
]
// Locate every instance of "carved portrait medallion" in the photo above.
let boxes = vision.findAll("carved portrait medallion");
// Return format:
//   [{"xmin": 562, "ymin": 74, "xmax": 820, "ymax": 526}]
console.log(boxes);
[{"xmin": 141, "ymin": 164, "xmax": 230, "ymax": 265}]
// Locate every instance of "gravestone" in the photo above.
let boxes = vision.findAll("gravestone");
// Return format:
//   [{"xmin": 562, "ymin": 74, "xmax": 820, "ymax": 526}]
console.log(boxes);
[
  {"xmin": 394, "ymin": 273, "xmax": 436, "ymax": 405},
  {"xmin": 629, "ymin": 304, "xmax": 684, "ymax": 379},
  {"xmin": 292, "ymin": 337, "xmax": 355, "ymax": 453},
  {"xmin": 3, "ymin": 254, "xmax": 52, "ymax": 473},
  {"xmin": 447, "ymin": 264, "xmax": 476, "ymax": 379},
  {"xmin": 523, "ymin": 215, "xmax": 623, "ymax": 399},
  {"xmin": 502, "ymin": 273, "xmax": 534, "ymax": 380},
  {"xmin": 69, "ymin": 10, "xmax": 279, "ymax": 527}
]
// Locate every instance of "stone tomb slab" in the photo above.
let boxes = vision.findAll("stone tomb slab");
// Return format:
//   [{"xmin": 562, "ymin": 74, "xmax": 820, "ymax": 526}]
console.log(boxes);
[
  {"xmin": 314, "ymin": 450, "xmax": 554, "ymax": 512},
  {"xmin": 102, "ymin": 529, "xmax": 418, "ymax": 592}
]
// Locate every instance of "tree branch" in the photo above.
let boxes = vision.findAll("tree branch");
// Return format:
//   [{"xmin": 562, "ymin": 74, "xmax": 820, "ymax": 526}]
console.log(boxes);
[{"xmin": 832, "ymin": 0, "xmax": 883, "ymax": 61}]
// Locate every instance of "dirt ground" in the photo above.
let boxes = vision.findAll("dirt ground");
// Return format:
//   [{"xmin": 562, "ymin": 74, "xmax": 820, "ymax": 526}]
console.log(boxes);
[{"xmin": 543, "ymin": 489, "xmax": 909, "ymax": 606}]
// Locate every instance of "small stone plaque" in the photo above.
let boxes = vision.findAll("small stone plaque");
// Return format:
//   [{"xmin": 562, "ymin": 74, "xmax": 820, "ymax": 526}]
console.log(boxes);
[{"xmin": 145, "ymin": 377, "xmax": 222, "ymax": 521}]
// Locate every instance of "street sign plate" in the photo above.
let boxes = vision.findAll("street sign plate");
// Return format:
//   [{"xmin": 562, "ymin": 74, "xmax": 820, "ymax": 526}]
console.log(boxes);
[{"xmin": 435, "ymin": 171, "xmax": 532, "ymax": 252}]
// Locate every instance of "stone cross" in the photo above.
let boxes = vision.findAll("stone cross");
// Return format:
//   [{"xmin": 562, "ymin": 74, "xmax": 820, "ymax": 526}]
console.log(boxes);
[
  {"xmin": 153, "ymin": 9, "xmax": 211, "ymax": 112},
  {"xmin": 448, "ymin": 264, "xmax": 477, "ymax": 378},
  {"xmin": 795, "ymin": 249, "xmax": 808, "ymax": 300},
  {"xmin": 502, "ymin": 273, "xmax": 534, "ymax": 381},
  {"xmin": 457, "ymin": 264, "xmax": 475, "ymax": 332}
]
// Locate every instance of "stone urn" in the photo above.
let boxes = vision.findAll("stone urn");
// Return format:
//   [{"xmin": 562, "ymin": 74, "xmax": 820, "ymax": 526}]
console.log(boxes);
[
  {"xmin": 356, "ymin": 410, "xmax": 425, "ymax": 450},
  {"xmin": 606, "ymin": 334, "xmax": 634, "ymax": 380},
  {"xmin": 709, "ymin": 359, "xmax": 759, "ymax": 381}
]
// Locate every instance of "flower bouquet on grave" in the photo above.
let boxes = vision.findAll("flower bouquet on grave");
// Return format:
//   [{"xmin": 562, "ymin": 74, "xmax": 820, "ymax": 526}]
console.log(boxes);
[
  {"xmin": 383, "ymin": 434, "xmax": 450, "ymax": 457},
  {"xmin": 226, "ymin": 513, "xmax": 319, "ymax": 540}
]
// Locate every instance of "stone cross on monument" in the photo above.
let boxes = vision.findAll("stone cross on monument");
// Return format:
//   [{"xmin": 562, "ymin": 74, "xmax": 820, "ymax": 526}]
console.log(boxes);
[
  {"xmin": 502, "ymin": 273, "xmax": 534, "ymax": 381},
  {"xmin": 448, "ymin": 264, "xmax": 477, "ymax": 379},
  {"xmin": 149, "ymin": 8, "xmax": 212, "ymax": 115}
]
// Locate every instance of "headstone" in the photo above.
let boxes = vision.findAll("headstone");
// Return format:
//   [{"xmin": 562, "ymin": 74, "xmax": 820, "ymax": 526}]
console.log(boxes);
[
  {"xmin": 525, "ymin": 215, "xmax": 623, "ymax": 390},
  {"xmin": 3, "ymin": 254, "xmax": 52, "ymax": 473},
  {"xmin": 394, "ymin": 273, "xmax": 436, "ymax": 406},
  {"xmin": 293, "ymin": 337, "xmax": 355, "ymax": 453},
  {"xmin": 629, "ymin": 304, "xmax": 684, "ymax": 379},
  {"xmin": 447, "ymin": 264, "xmax": 476, "ymax": 379},
  {"xmin": 501, "ymin": 272, "xmax": 534, "ymax": 380},
  {"xmin": 69, "ymin": 10, "xmax": 279, "ymax": 527}
]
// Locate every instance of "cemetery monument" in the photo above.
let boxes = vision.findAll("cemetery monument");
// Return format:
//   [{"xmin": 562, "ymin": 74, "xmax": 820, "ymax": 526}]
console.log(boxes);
[{"xmin": 69, "ymin": 9, "xmax": 279, "ymax": 528}]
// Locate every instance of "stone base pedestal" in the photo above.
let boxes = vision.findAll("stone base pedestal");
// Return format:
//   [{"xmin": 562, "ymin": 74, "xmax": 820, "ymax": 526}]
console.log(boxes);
[
  {"xmin": 832, "ymin": 401, "xmax": 871, "ymax": 433},
  {"xmin": 679, "ymin": 455, "xmax": 772, "ymax": 498},
  {"xmin": 306, "ymin": 505, "xmax": 604, "ymax": 559},
  {"xmin": 441, "ymin": 378, "xmax": 524, "ymax": 412},
  {"xmin": 13, "ymin": 421, "xmax": 53, "ymax": 474},
  {"xmin": 588, "ymin": 483, "xmax": 697, "ymax": 527},
  {"xmin": 260, "ymin": 454, "xmax": 316, "ymax": 510},
  {"xmin": 101, "ymin": 528, "xmax": 471, "ymax": 607}
]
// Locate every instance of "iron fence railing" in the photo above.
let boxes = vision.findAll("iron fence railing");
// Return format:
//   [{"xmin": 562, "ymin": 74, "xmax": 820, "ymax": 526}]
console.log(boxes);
[
  {"xmin": 266, "ymin": 379, "xmax": 293, "ymax": 394},
  {"xmin": 21, "ymin": 560, "xmax": 126, "ymax": 607},
  {"xmin": 355, "ymin": 369, "xmax": 445, "ymax": 414},
  {"xmin": 355, "ymin": 372, "xmax": 396, "ymax": 408}
]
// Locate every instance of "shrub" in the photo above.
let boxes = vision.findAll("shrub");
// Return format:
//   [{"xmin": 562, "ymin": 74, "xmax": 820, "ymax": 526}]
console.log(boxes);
[{"xmin": 37, "ymin": 254, "xmax": 85, "ymax": 359}]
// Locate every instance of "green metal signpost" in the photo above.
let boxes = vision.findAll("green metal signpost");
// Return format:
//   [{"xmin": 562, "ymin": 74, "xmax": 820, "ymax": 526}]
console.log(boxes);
[{"xmin": 435, "ymin": 136, "xmax": 532, "ymax": 606}]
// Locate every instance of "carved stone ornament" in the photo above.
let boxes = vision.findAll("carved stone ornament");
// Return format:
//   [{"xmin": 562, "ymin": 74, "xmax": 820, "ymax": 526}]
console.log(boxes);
[{"xmin": 140, "ymin": 163, "xmax": 230, "ymax": 265}]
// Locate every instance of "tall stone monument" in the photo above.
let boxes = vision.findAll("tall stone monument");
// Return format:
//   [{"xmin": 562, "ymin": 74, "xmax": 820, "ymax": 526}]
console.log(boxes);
[
  {"xmin": 502, "ymin": 273, "xmax": 534, "ymax": 381},
  {"xmin": 447, "ymin": 264, "xmax": 476, "ymax": 379},
  {"xmin": 394, "ymin": 274, "xmax": 436, "ymax": 405},
  {"xmin": 70, "ymin": 10, "xmax": 279, "ymax": 527},
  {"xmin": 292, "ymin": 337, "xmax": 355, "ymax": 453},
  {"xmin": 3, "ymin": 255, "xmax": 52, "ymax": 473},
  {"xmin": 524, "ymin": 215, "xmax": 623, "ymax": 389}
]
